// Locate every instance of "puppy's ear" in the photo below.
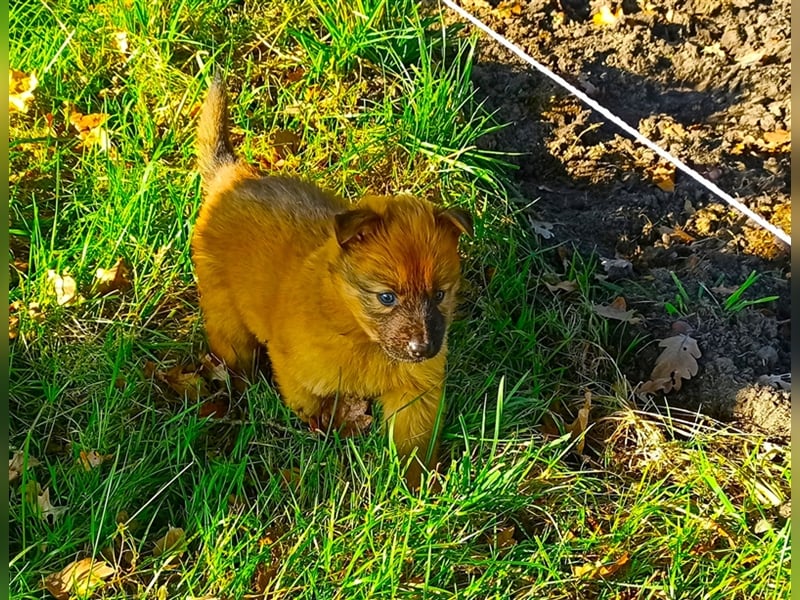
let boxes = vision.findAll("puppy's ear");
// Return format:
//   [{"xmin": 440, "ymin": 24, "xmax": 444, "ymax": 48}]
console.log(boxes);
[
  {"xmin": 437, "ymin": 207, "xmax": 473, "ymax": 238},
  {"xmin": 334, "ymin": 208, "xmax": 382, "ymax": 247}
]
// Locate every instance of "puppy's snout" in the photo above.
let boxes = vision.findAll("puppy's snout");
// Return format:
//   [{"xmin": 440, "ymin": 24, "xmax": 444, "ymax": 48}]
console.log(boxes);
[{"xmin": 407, "ymin": 337, "xmax": 432, "ymax": 359}]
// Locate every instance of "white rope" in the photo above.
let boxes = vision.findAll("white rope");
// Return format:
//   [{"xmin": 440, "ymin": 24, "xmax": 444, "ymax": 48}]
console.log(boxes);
[{"xmin": 442, "ymin": 0, "xmax": 791, "ymax": 247}]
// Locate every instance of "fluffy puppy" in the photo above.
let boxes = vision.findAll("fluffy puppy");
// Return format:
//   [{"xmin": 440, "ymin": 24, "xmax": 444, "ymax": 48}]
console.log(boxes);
[{"xmin": 192, "ymin": 77, "xmax": 472, "ymax": 486}]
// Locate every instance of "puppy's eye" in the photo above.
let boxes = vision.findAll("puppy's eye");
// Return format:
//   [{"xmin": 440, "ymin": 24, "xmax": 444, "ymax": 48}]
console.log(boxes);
[
  {"xmin": 377, "ymin": 292, "xmax": 397, "ymax": 306},
  {"xmin": 433, "ymin": 290, "xmax": 446, "ymax": 303}
]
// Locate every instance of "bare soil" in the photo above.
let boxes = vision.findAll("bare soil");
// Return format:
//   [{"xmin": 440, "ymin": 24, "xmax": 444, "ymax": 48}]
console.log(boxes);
[{"xmin": 455, "ymin": 0, "xmax": 791, "ymax": 438}]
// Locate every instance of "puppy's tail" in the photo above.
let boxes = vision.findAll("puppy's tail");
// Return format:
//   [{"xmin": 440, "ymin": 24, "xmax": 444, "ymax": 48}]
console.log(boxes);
[{"xmin": 197, "ymin": 73, "xmax": 237, "ymax": 187}]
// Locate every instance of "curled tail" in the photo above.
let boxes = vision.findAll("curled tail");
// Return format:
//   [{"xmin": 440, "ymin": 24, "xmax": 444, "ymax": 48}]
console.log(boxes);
[{"xmin": 197, "ymin": 73, "xmax": 236, "ymax": 186}]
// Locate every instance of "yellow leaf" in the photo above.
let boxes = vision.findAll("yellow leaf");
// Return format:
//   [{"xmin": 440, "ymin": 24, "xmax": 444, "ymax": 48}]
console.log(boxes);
[
  {"xmin": 9, "ymin": 68, "xmax": 37, "ymax": 113},
  {"xmin": 44, "ymin": 557, "xmax": 116, "ymax": 600},
  {"xmin": 593, "ymin": 5, "xmax": 623, "ymax": 27},
  {"xmin": 47, "ymin": 270, "xmax": 79, "ymax": 306},
  {"xmin": 69, "ymin": 110, "xmax": 112, "ymax": 152},
  {"xmin": 79, "ymin": 450, "xmax": 113, "ymax": 471},
  {"xmin": 153, "ymin": 526, "xmax": 186, "ymax": 558},
  {"xmin": 567, "ymin": 391, "xmax": 592, "ymax": 453}
]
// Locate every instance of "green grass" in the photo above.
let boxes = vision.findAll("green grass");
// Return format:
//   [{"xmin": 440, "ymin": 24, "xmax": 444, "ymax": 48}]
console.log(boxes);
[{"xmin": 9, "ymin": 1, "xmax": 790, "ymax": 599}]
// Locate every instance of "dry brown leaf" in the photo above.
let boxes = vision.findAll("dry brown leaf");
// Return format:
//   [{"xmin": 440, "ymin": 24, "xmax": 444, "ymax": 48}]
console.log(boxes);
[
  {"xmin": 279, "ymin": 468, "xmax": 302, "ymax": 492},
  {"xmin": 153, "ymin": 526, "xmax": 186, "ymax": 558},
  {"xmin": 488, "ymin": 524, "xmax": 517, "ymax": 550},
  {"xmin": 736, "ymin": 49, "xmax": 765, "ymax": 66},
  {"xmin": 763, "ymin": 129, "xmax": 790, "ymax": 146},
  {"xmin": 592, "ymin": 297, "xmax": 641, "ymax": 323},
  {"xmin": 198, "ymin": 396, "xmax": 229, "ymax": 419},
  {"xmin": 573, "ymin": 552, "xmax": 630, "ymax": 578},
  {"xmin": 567, "ymin": 391, "xmax": 592, "ymax": 453},
  {"xmin": 200, "ymin": 353, "xmax": 229, "ymax": 383},
  {"xmin": 641, "ymin": 334, "xmax": 702, "ymax": 393},
  {"xmin": 156, "ymin": 365, "xmax": 209, "ymax": 402},
  {"xmin": 69, "ymin": 110, "xmax": 112, "ymax": 152},
  {"xmin": 544, "ymin": 280, "xmax": 578, "ymax": 293},
  {"xmin": 47, "ymin": 270, "xmax": 80, "ymax": 306},
  {"xmin": 93, "ymin": 258, "xmax": 132, "ymax": 295},
  {"xmin": 28, "ymin": 301, "xmax": 45, "ymax": 323},
  {"xmin": 9, "ymin": 68, "xmax": 37, "ymax": 113},
  {"xmin": 79, "ymin": 450, "xmax": 113, "ymax": 471},
  {"xmin": 44, "ymin": 557, "xmax": 116, "ymax": 600},
  {"xmin": 592, "ymin": 5, "xmax": 623, "ymax": 27},
  {"xmin": 316, "ymin": 395, "xmax": 373, "ymax": 438},
  {"xmin": 494, "ymin": 0, "xmax": 523, "ymax": 18},
  {"xmin": 652, "ymin": 164, "xmax": 676, "ymax": 192},
  {"xmin": 25, "ymin": 481, "xmax": 67, "ymax": 521},
  {"xmin": 701, "ymin": 43, "xmax": 726, "ymax": 58},
  {"xmin": 9, "ymin": 450, "xmax": 40, "ymax": 483},
  {"xmin": 9, "ymin": 314, "xmax": 19, "ymax": 341}
]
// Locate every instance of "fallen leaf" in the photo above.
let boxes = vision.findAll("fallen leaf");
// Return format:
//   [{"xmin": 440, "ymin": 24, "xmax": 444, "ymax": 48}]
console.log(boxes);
[
  {"xmin": 28, "ymin": 301, "xmax": 45, "ymax": 323},
  {"xmin": 567, "ymin": 391, "xmax": 592, "ymax": 453},
  {"xmin": 528, "ymin": 218, "xmax": 555, "ymax": 239},
  {"xmin": 47, "ymin": 270, "xmax": 79, "ymax": 306},
  {"xmin": 763, "ymin": 129, "xmax": 790, "ymax": 145},
  {"xmin": 573, "ymin": 552, "xmax": 630, "ymax": 578},
  {"xmin": 736, "ymin": 49, "xmax": 765, "ymax": 66},
  {"xmin": 156, "ymin": 364, "xmax": 209, "ymax": 402},
  {"xmin": 153, "ymin": 526, "xmax": 186, "ymax": 558},
  {"xmin": 9, "ymin": 68, "xmax": 38, "ymax": 113},
  {"xmin": 9, "ymin": 450, "xmax": 40, "ymax": 483},
  {"xmin": 652, "ymin": 164, "xmax": 676, "ymax": 192},
  {"xmin": 702, "ymin": 43, "xmax": 726, "ymax": 58},
  {"xmin": 544, "ymin": 280, "xmax": 578, "ymax": 293},
  {"xmin": 93, "ymin": 258, "xmax": 132, "ymax": 295},
  {"xmin": 9, "ymin": 314, "xmax": 19, "ymax": 340},
  {"xmin": 641, "ymin": 334, "xmax": 702, "ymax": 393},
  {"xmin": 756, "ymin": 373, "xmax": 790, "ymax": 391},
  {"xmin": 494, "ymin": 0, "xmax": 524, "ymax": 18},
  {"xmin": 315, "ymin": 395, "xmax": 373, "ymax": 438},
  {"xmin": 79, "ymin": 450, "xmax": 113, "ymax": 471},
  {"xmin": 113, "ymin": 31, "xmax": 129, "ymax": 55},
  {"xmin": 592, "ymin": 297, "xmax": 641, "ymax": 323},
  {"xmin": 592, "ymin": 5, "xmax": 623, "ymax": 27},
  {"xmin": 69, "ymin": 110, "xmax": 112, "ymax": 152},
  {"xmin": 200, "ymin": 353, "xmax": 229, "ymax": 383},
  {"xmin": 279, "ymin": 468, "xmax": 302, "ymax": 492},
  {"xmin": 488, "ymin": 523, "xmax": 517, "ymax": 550},
  {"xmin": 198, "ymin": 396, "xmax": 229, "ymax": 419},
  {"xmin": 25, "ymin": 481, "xmax": 67, "ymax": 521},
  {"xmin": 44, "ymin": 557, "xmax": 116, "ymax": 600}
]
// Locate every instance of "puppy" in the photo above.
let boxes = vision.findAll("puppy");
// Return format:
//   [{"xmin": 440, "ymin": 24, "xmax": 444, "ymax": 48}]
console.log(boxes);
[{"xmin": 192, "ymin": 76, "xmax": 472, "ymax": 486}]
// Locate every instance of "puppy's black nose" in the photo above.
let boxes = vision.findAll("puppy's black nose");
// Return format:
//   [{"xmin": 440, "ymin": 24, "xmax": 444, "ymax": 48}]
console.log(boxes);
[{"xmin": 407, "ymin": 338, "xmax": 433, "ymax": 359}]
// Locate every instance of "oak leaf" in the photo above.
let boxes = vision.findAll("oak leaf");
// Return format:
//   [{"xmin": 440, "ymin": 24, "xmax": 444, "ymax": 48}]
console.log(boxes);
[
  {"xmin": 592, "ymin": 297, "xmax": 640, "ymax": 323},
  {"xmin": 640, "ymin": 334, "xmax": 702, "ymax": 393},
  {"xmin": 44, "ymin": 557, "xmax": 116, "ymax": 600},
  {"xmin": 9, "ymin": 450, "xmax": 40, "ymax": 483}
]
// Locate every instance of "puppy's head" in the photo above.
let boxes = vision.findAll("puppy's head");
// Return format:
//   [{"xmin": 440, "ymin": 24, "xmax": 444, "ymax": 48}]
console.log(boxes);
[{"xmin": 333, "ymin": 196, "xmax": 472, "ymax": 363}]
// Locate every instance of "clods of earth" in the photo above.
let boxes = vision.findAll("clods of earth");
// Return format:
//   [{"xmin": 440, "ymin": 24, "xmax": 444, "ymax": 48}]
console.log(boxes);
[{"xmin": 454, "ymin": 0, "xmax": 790, "ymax": 438}]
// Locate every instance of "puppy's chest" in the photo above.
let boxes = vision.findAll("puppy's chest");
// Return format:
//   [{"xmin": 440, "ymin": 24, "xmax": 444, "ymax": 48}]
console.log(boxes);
[{"xmin": 301, "ymin": 344, "xmax": 402, "ymax": 399}]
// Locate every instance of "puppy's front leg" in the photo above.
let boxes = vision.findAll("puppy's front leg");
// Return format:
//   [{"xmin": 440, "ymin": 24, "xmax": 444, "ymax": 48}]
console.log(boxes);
[{"xmin": 379, "ymin": 386, "xmax": 444, "ymax": 489}]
